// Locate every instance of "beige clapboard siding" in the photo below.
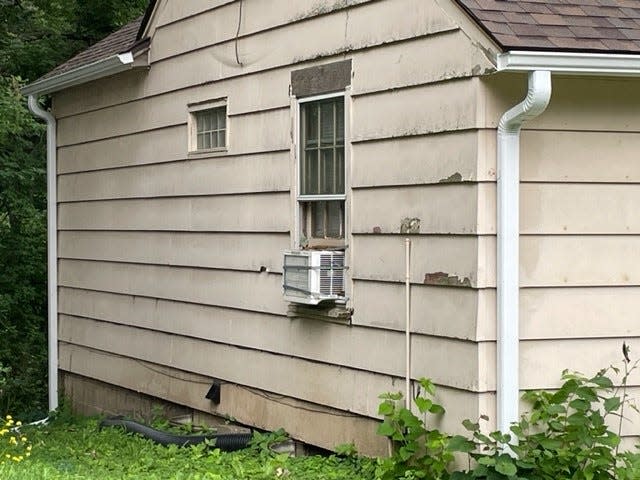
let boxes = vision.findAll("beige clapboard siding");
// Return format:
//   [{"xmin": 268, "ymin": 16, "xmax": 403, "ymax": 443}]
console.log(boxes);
[
  {"xmin": 57, "ymin": 306, "xmax": 482, "ymax": 389},
  {"xmin": 520, "ymin": 287, "xmax": 640, "ymax": 340},
  {"xmin": 58, "ymin": 193, "xmax": 289, "ymax": 232},
  {"xmin": 57, "ymin": 126, "xmax": 187, "ymax": 174},
  {"xmin": 58, "ymin": 151, "xmax": 289, "ymax": 201},
  {"xmin": 521, "ymin": 236, "xmax": 640, "ymax": 287},
  {"xmin": 59, "ymin": 282, "xmax": 486, "ymax": 342},
  {"xmin": 151, "ymin": 0, "xmax": 373, "ymax": 62},
  {"xmin": 58, "ymin": 260, "xmax": 288, "ymax": 315},
  {"xmin": 54, "ymin": 29, "xmax": 490, "ymax": 120},
  {"xmin": 153, "ymin": 0, "xmax": 232, "ymax": 29},
  {"xmin": 520, "ymin": 337, "xmax": 640, "ymax": 390},
  {"xmin": 57, "ymin": 74, "xmax": 476, "ymax": 148},
  {"xmin": 352, "ymin": 280, "xmax": 487, "ymax": 340},
  {"xmin": 351, "ymin": 78, "xmax": 478, "ymax": 142},
  {"xmin": 521, "ymin": 184, "xmax": 640, "ymax": 234},
  {"xmin": 57, "ymin": 316, "xmax": 489, "ymax": 411},
  {"xmin": 58, "ymin": 100, "xmax": 290, "ymax": 148},
  {"xmin": 58, "ymin": 316, "xmax": 390, "ymax": 419},
  {"xmin": 351, "ymin": 234, "xmax": 495, "ymax": 289},
  {"xmin": 480, "ymin": 74, "xmax": 640, "ymax": 132},
  {"xmin": 58, "ymin": 231, "xmax": 288, "ymax": 273},
  {"xmin": 521, "ymin": 130, "xmax": 640, "ymax": 183},
  {"xmin": 351, "ymin": 130, "xmax": 479, "ymax": 188},
  {"xmin": 110, "ymin": 1, "xmax": 456, "ymax": 106},
  {"xmin": 59, "ymin": 344, "xmax": 491, "ymax": 439},
  {"xmin": 352, "ymin": 183, "xmax": 495, "ymax": 235},
  {"xmin": 148, "ymin": 0, "xmax": 457, "ymax": 84}
]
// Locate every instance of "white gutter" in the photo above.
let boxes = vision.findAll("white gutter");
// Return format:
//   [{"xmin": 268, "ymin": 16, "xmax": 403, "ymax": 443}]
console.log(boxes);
[
  {"xmin": 497, "ymin": 50, "xmax": 640, "ymax": 75},
  {"xmin": 496, "ymin": 70, "xmax": 551, "ymax": 436},
  {"xmin": 27, "ymin": 96, "xmax": 58, "ymax": 413},
  {"xmin": 22, "ymin": 53, "xmax": 135, "ymax": 96}
]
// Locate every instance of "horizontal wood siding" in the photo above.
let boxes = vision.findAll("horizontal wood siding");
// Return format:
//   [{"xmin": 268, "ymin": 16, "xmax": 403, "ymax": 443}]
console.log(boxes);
[
  {"xmin": 52, "ymin": 0, "xmax": 499, "ymax": 448},
  {"xmin": 479, "ymin": 73, "xmax": 640, "ymax": 438}
]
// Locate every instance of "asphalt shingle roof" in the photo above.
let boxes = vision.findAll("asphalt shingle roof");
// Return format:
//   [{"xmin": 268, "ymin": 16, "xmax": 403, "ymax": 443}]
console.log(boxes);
[
  {"xmin": 456, "ymin": 0, "xmax": 640, "ymax": 53},
  {"xmin": 39, "ymin": 17, "xmax": 143, "ymax": 81}
]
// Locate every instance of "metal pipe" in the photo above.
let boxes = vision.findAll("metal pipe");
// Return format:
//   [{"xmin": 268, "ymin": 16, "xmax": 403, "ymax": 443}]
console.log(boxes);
[
  {"xmin": 27, "ymin": 95, "xmax": 58, "ymax": 413},
  {"xmin": 405, "ymin": 238, "xmax": 411, "ymax": 409},
  {"xmin": 496, "ymin": 71, "xmax": 551, "ymax": 436}
]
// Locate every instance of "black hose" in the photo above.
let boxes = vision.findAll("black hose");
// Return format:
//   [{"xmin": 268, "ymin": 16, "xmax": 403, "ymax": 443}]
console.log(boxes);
[{"xmin": 100, "ymin": 417, "xmax": 252, "ymax": 451}]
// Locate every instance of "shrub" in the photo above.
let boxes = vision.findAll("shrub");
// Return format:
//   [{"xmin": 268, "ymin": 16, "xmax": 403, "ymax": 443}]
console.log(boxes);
[{"xmin": 376, "ymin": 350, "xmax": 640, "ymax": 480}]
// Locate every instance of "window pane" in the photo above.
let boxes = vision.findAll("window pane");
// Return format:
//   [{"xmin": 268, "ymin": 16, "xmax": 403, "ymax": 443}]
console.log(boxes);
[
  {"xmin": 326, "ymin": 201, "xmax": 343, "ymax": 238},
  {"xmin": 336, "ymin": 147, "xmax": 345, "ymax": 194},
  {"xmin": 197, "ymin": 133, "xmax": 204, "ymax": 150},
  {"xmin": 320, "ymin": 102, "xmax": 334, "ymax": 146},
  {"xmin": 219, "ymin": 110, "xmax": 226, "ymax": 129},
  {"xmin": 302, "ymin": 149, "xmax": 318, "ymax": 195},
  {"xmin": 313, "ymin": 201, "xmax": 325, "ymax": 238},
  {"xmin": 217, "ymin": 130, "xmax": 225, "ymax": 148},
  {"xmin": 336, "ymin": 101, "xmax": 344, "ymax": 144},
  {"xmin": 304, "ymin": 104, "xmax": 318, "ymax": 148},
  {"xmin": 320, "ymin": 148, "xmax": 335, "ymax": 194}
]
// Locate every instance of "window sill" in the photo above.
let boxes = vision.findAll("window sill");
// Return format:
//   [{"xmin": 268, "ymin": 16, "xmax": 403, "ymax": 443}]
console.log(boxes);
[
  {"xmin": 187, "ymin": 148, "xmax": 228, "ymax": 159},
  {"xmin": 287, "ymin": 303, "xmax": 352, "ymax": 324}
]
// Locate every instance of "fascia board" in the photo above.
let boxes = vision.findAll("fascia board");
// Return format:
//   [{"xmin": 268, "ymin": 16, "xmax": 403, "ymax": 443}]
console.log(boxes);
[
  {"xmin": 497, "ymin": 50, "xmax": 640, "ymax": 76},
  {"xmin": 22, "ymin": 52, "xmax": 139, "ymax": 96}
]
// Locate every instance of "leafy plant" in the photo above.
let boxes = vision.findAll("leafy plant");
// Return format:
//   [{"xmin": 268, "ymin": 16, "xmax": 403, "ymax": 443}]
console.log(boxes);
[
  {"xmin": 455, "ymin": 347, "xmax": 640, "ymax": 480},
  {"xmin": 375, "ymin": 378, "xmax": 457, "ymax": 479}
]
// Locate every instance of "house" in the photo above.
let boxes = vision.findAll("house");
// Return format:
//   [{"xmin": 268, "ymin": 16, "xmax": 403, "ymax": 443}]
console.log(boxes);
[{"xmin": 22, "ymin": 0, "xmax": 640, "ymax": 455}]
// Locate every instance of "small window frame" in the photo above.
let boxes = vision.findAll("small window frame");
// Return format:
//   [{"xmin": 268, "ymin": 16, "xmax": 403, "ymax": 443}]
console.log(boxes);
[{"xmin": 188, "ymin": 99, "xmax": 228, "ymax": 155}]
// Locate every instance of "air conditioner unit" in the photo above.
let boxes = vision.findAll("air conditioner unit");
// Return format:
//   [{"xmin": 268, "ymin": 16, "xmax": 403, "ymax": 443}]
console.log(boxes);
[{"xmin": 283, "ymin": 250, "xmax": 346, "ymax": 305}]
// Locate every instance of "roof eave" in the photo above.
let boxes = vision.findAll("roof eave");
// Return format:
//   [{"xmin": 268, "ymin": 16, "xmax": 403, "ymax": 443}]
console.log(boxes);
[
  {"xmin": 22, "ymin": 51, "xmax": 145, "ymax": 96},
  {"xmin": 497, "ymin": 50, "xmax": 640, "ymax": 76}
]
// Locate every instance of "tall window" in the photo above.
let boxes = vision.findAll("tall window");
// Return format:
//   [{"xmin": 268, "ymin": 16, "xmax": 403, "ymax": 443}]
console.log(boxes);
[{"xmin": 299, "ymin": 95, "xmax": 345, "ymax": 247}]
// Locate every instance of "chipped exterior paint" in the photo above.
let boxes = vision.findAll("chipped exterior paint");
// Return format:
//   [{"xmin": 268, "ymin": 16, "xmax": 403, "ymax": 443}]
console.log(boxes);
[
  {"xmin": 424, "ymin": 272, "xmax": 472, "ymax": 287},
  {"xmin": 439, "ymin": 172, "xmax": 463, "ymax": 183},
  {"xmin": 400, "ymin": 217, "xmax": 420, "ymax": 234}
]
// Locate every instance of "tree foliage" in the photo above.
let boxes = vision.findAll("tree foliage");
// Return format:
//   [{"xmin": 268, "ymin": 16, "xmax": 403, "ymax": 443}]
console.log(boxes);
[{"xmin": 0, "ymin": 0, "xmax": 148, "ymax": 417}]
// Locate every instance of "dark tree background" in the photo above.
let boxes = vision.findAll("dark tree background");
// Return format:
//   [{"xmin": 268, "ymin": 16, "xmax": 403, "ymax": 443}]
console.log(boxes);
[{"xmin": 0, "ymin": 0, "xmax": 147, "ymax": 417}]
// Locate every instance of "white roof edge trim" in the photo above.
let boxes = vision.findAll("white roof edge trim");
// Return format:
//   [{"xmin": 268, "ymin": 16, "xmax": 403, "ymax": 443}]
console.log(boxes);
[
  {"xmin": 497, "ymin": 50, "xmax": 640, "ymax": 76},
  {"xmin": 22, "ymin": 52, "xmax": 141, "ymax": 96}
]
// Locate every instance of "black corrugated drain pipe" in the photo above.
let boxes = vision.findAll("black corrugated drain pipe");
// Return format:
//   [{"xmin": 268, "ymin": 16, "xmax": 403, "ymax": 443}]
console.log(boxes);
[{"xmin": 100, "ymin": 416, "xmax": 252, "ymax": 451}]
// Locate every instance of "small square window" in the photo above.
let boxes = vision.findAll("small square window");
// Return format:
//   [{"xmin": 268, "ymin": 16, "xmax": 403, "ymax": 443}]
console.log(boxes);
[{"xmin": 188, "ymin": 100, "xmax": 227, "ymax": 153}]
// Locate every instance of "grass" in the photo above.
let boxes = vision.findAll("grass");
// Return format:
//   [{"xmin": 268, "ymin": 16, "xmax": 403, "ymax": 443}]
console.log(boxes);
[{"xmin": 0, "ymin": 416, "xmax": 376, "ymax": 479}]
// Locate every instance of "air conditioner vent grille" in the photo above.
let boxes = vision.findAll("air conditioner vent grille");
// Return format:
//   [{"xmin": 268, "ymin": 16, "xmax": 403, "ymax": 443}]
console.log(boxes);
[{"xmin": 283, "ymin": 250, "xmax": 346, "ymax": 305}]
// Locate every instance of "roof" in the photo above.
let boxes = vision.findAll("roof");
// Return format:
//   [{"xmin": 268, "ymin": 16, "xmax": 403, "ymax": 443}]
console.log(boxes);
[
  {"xmin": 38, "ymin": 17, "xmax": 144, "ymax": 82},
  {"xmin": 456, "ymin": 0, "xmax": 640, "ymax": 54}
]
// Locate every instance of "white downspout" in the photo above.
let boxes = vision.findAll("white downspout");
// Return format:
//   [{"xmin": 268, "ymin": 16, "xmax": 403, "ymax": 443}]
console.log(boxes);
[
  {"xmin": 496, "ymin": 70, "xmax": 551, "ymax": 436},
  {"xmin": 27, "ymin": 95, "xmax": 58, "ymax": 413}
]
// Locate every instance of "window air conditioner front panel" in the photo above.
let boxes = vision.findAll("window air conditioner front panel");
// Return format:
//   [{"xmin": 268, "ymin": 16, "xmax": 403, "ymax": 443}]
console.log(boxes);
[{"xmin": 283, "ymin": 250, "xmax": 345, "ymax": 305}]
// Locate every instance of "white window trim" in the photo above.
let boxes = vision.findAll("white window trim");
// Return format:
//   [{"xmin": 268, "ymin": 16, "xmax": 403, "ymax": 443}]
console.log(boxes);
[
  {"xmin": 290, "ymin": 88, "xmax": 352, "ymax": 306},
  {"xmin": 187, "ymin": 98, "xmax": 228, "ymax": 156}
]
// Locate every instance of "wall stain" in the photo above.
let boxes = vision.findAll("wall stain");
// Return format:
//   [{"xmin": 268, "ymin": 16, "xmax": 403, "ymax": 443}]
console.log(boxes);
[
  {"xmin": 424, "ymin": 272, "xmax": 472, "ymax": 287},
  {"xmin": 439, "ymin": 172, "xmax": 463, "ymax": 183}
]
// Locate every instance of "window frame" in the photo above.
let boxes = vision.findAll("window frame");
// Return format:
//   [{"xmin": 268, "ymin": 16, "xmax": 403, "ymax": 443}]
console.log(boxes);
[
  {"xmin": 188, "ymin": 99, "xmax": 228, "ymax": 155},
  {"xmin": 294, "ymin": 91, "xmax": 349, "ymax": 250}
]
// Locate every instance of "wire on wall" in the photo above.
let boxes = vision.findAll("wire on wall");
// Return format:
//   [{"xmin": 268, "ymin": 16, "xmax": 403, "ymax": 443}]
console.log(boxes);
[{"xmin": 235, "ymin": 0, "xmax": 244, "ymax": 66}]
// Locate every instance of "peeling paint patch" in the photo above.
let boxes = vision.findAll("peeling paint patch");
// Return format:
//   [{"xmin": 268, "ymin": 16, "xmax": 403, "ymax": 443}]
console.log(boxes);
[
  {"xmin": 439, "ymin": 172, "xmax": 463, "ymax": 183},
  {"xmin": 373, "ymin": 226, "xmax": 382, "ymax": 234},
  {"xmin": 424, "ymin": 272, "xmax": 471, "ymax": 287},
  {"xmin": 400, "ymin": 218, "xmax": 420, "ymax": 234}
]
